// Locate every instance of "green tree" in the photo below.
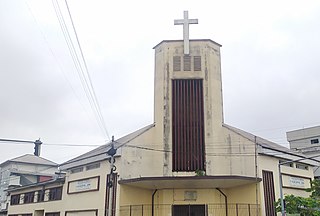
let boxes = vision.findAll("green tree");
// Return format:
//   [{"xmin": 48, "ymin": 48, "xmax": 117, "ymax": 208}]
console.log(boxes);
[
  {"xmin": 275, "ymin": 179, "xmax": 320, "ymax": 215},
  {"xmin": 307, "ymin": 179, "xmax": 320, "ymax": 199}
]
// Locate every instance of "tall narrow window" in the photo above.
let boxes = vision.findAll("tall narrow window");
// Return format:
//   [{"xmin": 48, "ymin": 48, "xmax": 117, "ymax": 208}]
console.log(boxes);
[
  {"xmin": 172, "ymin": 79, "xmax": 205, "ymax": 171},
  {"xmin": 10, "ymin": 194, "xmax": 20, "ymax": 205},
  {"xmin": 37, "ymin": 190, "xmax": 45, "ymax": 202},
  {"xmin": 24, "ymin": 192, "xmax": 34, "ymax": 204},
  {"xmin": 262, "ymin": 170, "xmax": 276, "ymax": 216},
  {"xmin": 48, "ymin": 187, "xmax": 62, "ymax": 201}
]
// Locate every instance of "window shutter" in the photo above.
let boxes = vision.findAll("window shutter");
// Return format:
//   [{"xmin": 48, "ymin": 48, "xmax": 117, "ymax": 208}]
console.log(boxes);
[
  {"xmin": 194, "ymin": 56, "xmax": 201, "ymax": 71},
  {"xmin": 173, "ymin": 56, "xmax": 181, "ymax": 71},
  {"xmin": 183, "ymin": 56, "xmax": 191, "ymax": 71}
]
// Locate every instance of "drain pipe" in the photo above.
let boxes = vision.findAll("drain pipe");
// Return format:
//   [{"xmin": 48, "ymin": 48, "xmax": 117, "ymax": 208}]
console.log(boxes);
[
  {"xmin": 216, "ymin": 188, "xmax": 228, "ymax": 216},
  {"xmin": 152, "ymin": 189, "xmax": 158, "ymax": 216}
]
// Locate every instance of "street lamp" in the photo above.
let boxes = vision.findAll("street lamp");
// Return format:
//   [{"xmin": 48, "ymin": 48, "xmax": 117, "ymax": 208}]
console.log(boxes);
[{"xmin": 278, "ymin": 155, "xmax": 320, "ymax": 216}]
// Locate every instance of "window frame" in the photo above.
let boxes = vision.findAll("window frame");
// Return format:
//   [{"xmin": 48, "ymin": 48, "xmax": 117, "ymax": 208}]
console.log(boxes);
[
  {"xmin": 24, "ymin": 191, "xmax": 35, "ymax": 204},
  {"xmin": 48, "ymin": 187, "xmax": 62, "ymax": 201},
  {"xmin": 10, "ymin": 194, "xmax": 21, "ymax": 205}
]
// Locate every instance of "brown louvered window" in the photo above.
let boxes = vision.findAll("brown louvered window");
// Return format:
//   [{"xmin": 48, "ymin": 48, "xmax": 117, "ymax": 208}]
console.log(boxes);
[
  {"xmin": 262, "ymin": 170, "xmax": 276, "ymax": 216},
  {"xmin": 194, "ymin": 56, "xmax": 201, "ymax": 71},
  {"xmin": 183, "ymin": 56, "xmax": 191, "ymax": 71},
  {"xmin": 172, "ymin": 79, "xmax": 205, "ymax": 171},
  {"xmin": 173, "ymin": 56, "xmax": 181, "ymax": 71}
]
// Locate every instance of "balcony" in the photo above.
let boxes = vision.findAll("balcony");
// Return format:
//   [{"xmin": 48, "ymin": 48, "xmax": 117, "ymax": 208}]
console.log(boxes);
[{"xmin": 119, "ymin": 204, "xmax": 260, "ymax": 216}]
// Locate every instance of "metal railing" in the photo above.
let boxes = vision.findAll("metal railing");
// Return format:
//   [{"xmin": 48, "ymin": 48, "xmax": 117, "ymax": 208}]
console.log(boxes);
[{"xmin": 119, "ymin": 203, "xmax": 260, "ymax": 216}]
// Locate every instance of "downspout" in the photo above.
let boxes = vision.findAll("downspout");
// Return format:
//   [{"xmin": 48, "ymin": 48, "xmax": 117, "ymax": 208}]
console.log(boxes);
[
  {"xmin": 254, "ymin": 136, "xmax": 259, "ymax": 215},
  {"xmin": 216, "ymin": 188, "xmax": 228, "ymax": 216},
  {"xmin": 152, "ymin": 189, "xmax": 158, "ymax": 216}
]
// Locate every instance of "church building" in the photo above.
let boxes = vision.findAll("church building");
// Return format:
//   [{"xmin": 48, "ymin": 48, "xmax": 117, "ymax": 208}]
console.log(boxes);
[{"xmin": 7, "ymin": 11, "xmax": 318, "ymax": 216}]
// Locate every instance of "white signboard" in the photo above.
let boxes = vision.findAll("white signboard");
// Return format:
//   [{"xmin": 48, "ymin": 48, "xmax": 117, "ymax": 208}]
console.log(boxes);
[
  {"xmin": 68, "ymin": 176, "xmax": 99, "ymax": 194},
  {"xmin": 289, "ymin": 177, "xmax": 305, "ymax": 187},
  {"xmin": 75, "ymin": 179, "xmax": 92, "ymax": 191}
]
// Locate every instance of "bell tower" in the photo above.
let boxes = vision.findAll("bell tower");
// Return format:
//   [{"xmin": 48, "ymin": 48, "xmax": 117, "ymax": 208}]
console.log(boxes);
[{"xmin": 153, "ymin": 11, "xmax": 223, "ymax": 175}]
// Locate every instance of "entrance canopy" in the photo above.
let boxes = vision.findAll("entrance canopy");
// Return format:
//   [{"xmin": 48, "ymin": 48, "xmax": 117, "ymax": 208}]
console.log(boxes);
[{"xmin": 118, "ymin": 175, "xmax": 261, "ymax": 189}]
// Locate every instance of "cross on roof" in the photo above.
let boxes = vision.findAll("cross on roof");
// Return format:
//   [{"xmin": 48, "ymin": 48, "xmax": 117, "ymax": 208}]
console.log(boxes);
[{"xmin": 174, "ymin": 11, "xmax": 198, "ymax": 55}]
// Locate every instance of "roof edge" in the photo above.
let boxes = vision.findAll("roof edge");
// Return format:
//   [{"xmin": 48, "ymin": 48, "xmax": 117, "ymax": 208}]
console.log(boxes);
[
  {"xmin": 60, "ymin": 123, "xmax": 155, "ymax": 167},
  {"xmin": 153, "ymin": 39, "xmax": 222, "ymax": 49}
]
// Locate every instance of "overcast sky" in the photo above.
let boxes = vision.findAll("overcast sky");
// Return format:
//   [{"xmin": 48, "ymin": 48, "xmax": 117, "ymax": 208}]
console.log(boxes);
[{"xmin": 1, "ymin": 0, "xmax": 320, "ymax": 164}]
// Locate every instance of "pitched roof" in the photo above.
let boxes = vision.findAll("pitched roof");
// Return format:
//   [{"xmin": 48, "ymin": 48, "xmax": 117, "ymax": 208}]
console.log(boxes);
[
  {"xmin": 223, "ymin": 123, "xmax": 319, "ymax": 165},
  {"xmin": 0, "ymin": 154, "xmax": 58, "ymax": 167},
  {"xmin": 60, "ymin": 124, "xmax": 155, "ymax": 170}
]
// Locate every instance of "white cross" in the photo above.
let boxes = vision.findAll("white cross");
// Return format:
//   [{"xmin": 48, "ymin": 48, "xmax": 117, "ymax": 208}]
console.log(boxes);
[{"xmin": 174, "ymin": 11, "xmax": 198, "ymax": 55}]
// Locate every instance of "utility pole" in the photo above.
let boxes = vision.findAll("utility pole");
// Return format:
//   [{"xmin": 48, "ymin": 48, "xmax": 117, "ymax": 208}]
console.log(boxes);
[{"xmin": 106, "ymin": 136, "xmax": 117, "ymax": 216}]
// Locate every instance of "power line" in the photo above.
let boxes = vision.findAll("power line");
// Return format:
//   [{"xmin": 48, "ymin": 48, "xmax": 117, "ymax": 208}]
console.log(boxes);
[
  {"xmin": 64, "ymin": 0, "xmax": 110, "ymax": 140},
  {"xmin": 52, "ymin": 0, "xmax": 110, "ymax": 141},
  {"xmin": 64, "ymin": 0, "xmax": 110, "ymax": 141},
  {"xmin": 25, "ymin": 0, "xmax": 99, "ymax": 133}
]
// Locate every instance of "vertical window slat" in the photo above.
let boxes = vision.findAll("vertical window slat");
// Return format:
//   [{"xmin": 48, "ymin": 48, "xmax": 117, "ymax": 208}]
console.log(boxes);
[
  {"xmin": 262, "ymin": 170, "xmax": 276, "ymax": 216},
  {"xmin": 172, "ymin": 79, "xmax": 205, "ymax": 171}
]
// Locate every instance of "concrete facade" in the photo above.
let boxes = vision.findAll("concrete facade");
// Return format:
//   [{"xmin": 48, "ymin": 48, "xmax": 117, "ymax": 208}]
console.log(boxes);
[{"xmin": 6, "ymin": 39, "xmax": 319, "ymax": 216}]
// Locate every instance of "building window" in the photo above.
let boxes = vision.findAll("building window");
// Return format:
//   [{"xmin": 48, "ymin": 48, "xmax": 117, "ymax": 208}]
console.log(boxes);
[
  {"xmin": 172, "ymin": 79, "xmax": 205, "ymax": 171},
  {"xmin": 70, "ymin": 167, "xmax": 83, "ymax": 174},
  {"xmin": 86, "ymin": 163, "xmax": 100, "ymax": 171},
  {"xmin": 194, "ymin": 56, "xmax": 201, "ymax": 71},
  {"xmin": 279, "ymin": 160, "xmax": 293, "ymax": 168},
  {"xmin": 37, "ymin": 190, "xmax": 45, "ymax": 202},
  {"xmin": 48, "ymin": 187, "xmax": 62, "ymax": 201},
  {"xmin": 10, "ymin": 194, "xmax": 20, "ymax": 205},
  {"xmin": 24, "ymin": 192, "xmax": 35, "ymax": 204},
  {"xmin": 183, "ymin": 56, "xmax": 191, "ymax": 71},
  {"xmin": 173, "ymin": 56, "xmax": 181, "ymax": 71},
  {"xmin": 262, "ymin": 170, "xmax": 276, "ymax": 216},
  {"xmin": 296, "ymin": 163, "xmax": 308, "ymax": 170},
  {"xmin": 311, "ymin": 139, "xmax": 319, "ymax": 144},
  {"xmin": 45, "ymin": 213, "xmax": 60, "ymax": 216},
  {"xmin": 22, "ymin": 214, "xmax": 32, "ymax": 216}
]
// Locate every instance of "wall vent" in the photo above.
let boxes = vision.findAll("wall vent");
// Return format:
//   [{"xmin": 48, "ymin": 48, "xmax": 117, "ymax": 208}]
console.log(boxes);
[
  {"xmin": 173, "ymin": 56, "xmax": 181, "ymax": 71},
  {"xmin": 194, "ymin": 56, "xmax": 201, "ymax": 71}
]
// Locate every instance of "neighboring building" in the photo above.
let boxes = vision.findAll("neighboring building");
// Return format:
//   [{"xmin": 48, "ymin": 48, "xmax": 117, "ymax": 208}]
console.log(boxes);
[
  {"xmin": 7, "ymin": 176, "xmax": 65, "ymax": 216},
  {"xmin": 0, "ymin": 154, "xmax": 58, "ymax": 216},
  {"xmin": 7, "ymin": 11, "xmax": 319, "ymax": 216},
  {"xmin": 287, "ymin": 126, "xmax": 320, "ymax": 178}
]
